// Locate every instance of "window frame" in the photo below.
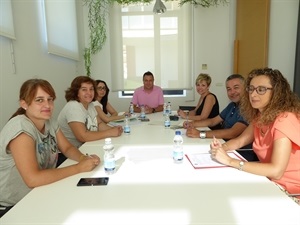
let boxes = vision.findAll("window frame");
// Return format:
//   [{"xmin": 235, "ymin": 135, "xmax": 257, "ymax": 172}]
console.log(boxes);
[{"xmin": 109, "ymin": 1, "xmax": 193, "ymax": 95}]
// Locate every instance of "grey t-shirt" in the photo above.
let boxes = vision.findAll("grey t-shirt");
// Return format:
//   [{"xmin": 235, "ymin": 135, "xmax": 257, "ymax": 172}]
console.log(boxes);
[
  {"xmin": 58, "ymin": 101, "xmax": 98, "ymax": 148},
  {"xmin": 0, "ymin": 115, "xmax": 59, "ymax": 206}
]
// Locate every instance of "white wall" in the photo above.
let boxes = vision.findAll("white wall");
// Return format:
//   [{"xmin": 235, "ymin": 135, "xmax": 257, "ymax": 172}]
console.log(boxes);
[
  {"xmin": 268, "ymin": 0, "xmax": 299, "ymax": 86},
  {"xmin": 0, "ymin": 0, "xmax": 85, "ymax": 129},
  {"xmin": 0, "ymin": 0, "xmax": 298, "ymax": 129}
]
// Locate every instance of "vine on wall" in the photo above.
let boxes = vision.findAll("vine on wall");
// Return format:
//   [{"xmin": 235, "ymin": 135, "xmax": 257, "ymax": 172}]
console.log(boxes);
[{"xmin": 83, "ymin": 0, "xmax": 228, "ymax": 76}]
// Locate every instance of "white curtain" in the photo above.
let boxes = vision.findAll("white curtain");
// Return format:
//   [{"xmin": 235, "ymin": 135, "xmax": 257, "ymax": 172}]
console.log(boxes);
[
  {"xmin": 43, "ymin": 0, "xmax": 79, "ymax": 60},
  {"xmin": 0, "ymin": 0, "xmax": 16, "ymax": 39}
]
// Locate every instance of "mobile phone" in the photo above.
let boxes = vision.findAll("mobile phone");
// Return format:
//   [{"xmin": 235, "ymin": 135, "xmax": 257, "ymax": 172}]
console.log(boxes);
[
  {"xmin": 170, "ymin": 115, "xmax": 179, "ymax": 121},
  {"xmin": 77, "ymin": 177, "xmax": 109, "ymax": 186}
]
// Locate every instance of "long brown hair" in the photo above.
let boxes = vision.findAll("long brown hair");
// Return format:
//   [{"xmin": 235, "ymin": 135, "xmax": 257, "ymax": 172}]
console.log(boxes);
[
  {"xmin": 10, "ymin": 79, "xmax": 56, "ymax": 120},
  {"xmin": 65, "ymin": 76, "xmax": 97, "ymax": 102},
  {"xmin": 95, "ymin": 80, "xmax": 109, "ymax": 114},
  {"xmin": 240, "ymin": 68, "xmax": 300, "ymax": 126}
]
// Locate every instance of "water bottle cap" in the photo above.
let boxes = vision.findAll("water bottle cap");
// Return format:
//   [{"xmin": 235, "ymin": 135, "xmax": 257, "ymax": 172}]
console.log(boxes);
[
  {"xmin": 105, "ymin": 138, "xmax": 112, "ymax": 144},
  {"xmin": 175, "ymin": 130, "xmax": 181, "ymax": 135}
]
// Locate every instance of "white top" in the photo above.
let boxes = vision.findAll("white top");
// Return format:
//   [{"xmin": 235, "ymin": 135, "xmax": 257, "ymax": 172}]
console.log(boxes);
[
  {"xmin": 58, "ymin": 100, "xmax": 98, "ymax": 148},
  {"xmin": 92, "ymin": 100, "xmax": 103, "ymax": 109},
  {"xmin": 0, "ymin": 115, "xmax": 59, "ymax": 206}
]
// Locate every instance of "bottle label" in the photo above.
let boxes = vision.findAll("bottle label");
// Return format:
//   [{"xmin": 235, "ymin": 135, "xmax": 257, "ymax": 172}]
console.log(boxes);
[
  {"xmin": 124, "ymin": 125, "xmax": 131, "ymax": 134},
  {"xmin": 173, "ymin": 147, "xmax": 183, "ymax": 161},
  {"xmin": 164, "ymin": 120, "xmax": 170, "ymax": 127},
  {"xmin": 104, "ymin": 158, "xmax": 115, "ymax": 171},
  {"xmin": 129, "ymin": 106, "xmax": 134, "ymax": 114},
  {"xmin": 140, "ymin": 112, "xmax": 146, "ymax": 118}
]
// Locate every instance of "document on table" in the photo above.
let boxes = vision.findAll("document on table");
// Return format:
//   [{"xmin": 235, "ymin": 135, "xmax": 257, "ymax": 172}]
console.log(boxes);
[
  {"xmin": 109, "ymin": 115, "xmax": 139, "ymax": 126},
  {"xmin": 185, "ymin": 152, "xmax": 242, "ymax": 169}
]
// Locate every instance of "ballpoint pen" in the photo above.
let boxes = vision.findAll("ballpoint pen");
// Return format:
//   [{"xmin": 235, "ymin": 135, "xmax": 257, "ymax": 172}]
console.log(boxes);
[{"xmin": 86, "ymin": 153, "xmax": 93, "ymax": 158}]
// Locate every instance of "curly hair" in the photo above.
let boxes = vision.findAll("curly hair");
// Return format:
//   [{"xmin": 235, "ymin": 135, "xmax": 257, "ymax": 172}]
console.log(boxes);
[
  {"xmin": 65, "ymin": 76, "xmax": 97, "ymax": 102},
  {"xmin": 10, "ymin": 79, "xmax": 56, "ymax": 120},
  {"xmin": 95, "ymin": 79, "xmax": 109, "ymax": 114},
  {"xmin": 240, "ymin": 68, "xmax": 300, "ymax": 126}
]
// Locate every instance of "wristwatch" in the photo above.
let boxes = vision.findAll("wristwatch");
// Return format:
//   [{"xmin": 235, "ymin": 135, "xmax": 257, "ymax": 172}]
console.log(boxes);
[
  {"xmin": 238, "ymin": 161, "xmax": 245, "ymax": 171},
  {"xmin": 152, "ymin": 108, "xmax": 155, "ymax": 113},
  {"xmin": 199, "ymin": 131, "xmax": 206, "ymax": 139}
]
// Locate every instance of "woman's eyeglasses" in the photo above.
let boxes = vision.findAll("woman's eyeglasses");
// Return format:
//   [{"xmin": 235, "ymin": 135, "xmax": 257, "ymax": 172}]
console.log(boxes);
[
  {"xmin": 97, "ymin": 87, "xmax": 106, "ymax": 91},
  {"xmin": 246, "ymin": 85, "xmax": 273, "ymax": 95}
]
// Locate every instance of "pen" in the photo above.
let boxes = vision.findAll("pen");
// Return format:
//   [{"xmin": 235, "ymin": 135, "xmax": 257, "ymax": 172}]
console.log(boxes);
[
  {"xmin": 186, "ymin": 111, "xmax": 189, "ymax": 123},
  {"xmin": 86, "ymin": 153, "xmax": 92, "ymax": 158},
  {"xmin": 213, "ymin": 135, "xmax": 220, "ymax": 148}
]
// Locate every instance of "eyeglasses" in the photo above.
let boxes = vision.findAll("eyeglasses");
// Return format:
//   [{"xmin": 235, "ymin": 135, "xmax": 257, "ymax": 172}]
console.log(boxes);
[
  {"xmin": 246, "ymin": 85, "xmax": 273, "ymax": 95},
  {"xmin": 97, "ymin": 87, "xmax": 106, "ymax": 91}
]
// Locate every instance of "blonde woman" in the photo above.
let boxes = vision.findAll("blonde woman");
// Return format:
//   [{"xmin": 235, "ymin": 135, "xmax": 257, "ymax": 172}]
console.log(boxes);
[{"xmin": 178, "ymin": 73, "xmax": 220, "ymax": 129}]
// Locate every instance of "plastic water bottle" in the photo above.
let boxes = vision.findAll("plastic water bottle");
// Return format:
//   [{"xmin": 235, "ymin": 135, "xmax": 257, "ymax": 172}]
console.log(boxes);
[
  {"xmin": 103, "ymin": 138, "xmax": 115, "ymax": 174},
  {"xmin": 163, "ymin": 102, "xmax": 167, "ymax": 115},
  {"xmin": 166, "ymin": 102, "xmax": 171, "ymax": 115},
  {"xmin": 164, "ymin": 113, "xmax": 170, "ymax": 128},
  {"xmin": 124, "ymin": 115, "xmax": 131, "ymax": 134},
  {"xmin": 173, "ymin": 130, "xmax": 183, "ymax": 163},
  {"xmin": 140, "ymin": 104, "xmax": 146, "ymax": 118},
  {"xmin": 129, "ymin": 102, "xmax": 134, "ymax": 114}
]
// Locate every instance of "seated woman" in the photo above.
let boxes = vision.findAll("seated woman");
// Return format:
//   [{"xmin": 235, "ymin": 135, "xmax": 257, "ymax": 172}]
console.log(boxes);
[
  {"xmin": 93, "ymin": 79, "xmax": 126, "ymax": 123},
  {"xmin": 58, "ymin": 76, "xmax": 123, "ymax": 149},
  {"xmin": 177, "ymin": 73, "xmax": 221, "ymax": 129},
  {"xmin": 210, "ymin": 68, "xmax": 300, "ymax": 203},
  {"xmin": 0, "ymin": 79, "xmax": 100, "ymax": 217}
]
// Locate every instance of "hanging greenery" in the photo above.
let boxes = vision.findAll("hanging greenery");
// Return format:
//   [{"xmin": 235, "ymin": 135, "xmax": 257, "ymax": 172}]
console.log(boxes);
[{"xmin": 82, "ymin": 0, "xmax": 228, "ymax": 76}]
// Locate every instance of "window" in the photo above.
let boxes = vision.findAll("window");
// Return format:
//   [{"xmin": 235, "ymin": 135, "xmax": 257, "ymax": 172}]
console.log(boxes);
[
  {"xmin": 109, "ymin": 1, "xmax": 193, "ymax": 93},
  {"xmin": 42, "ymin": 0, "xmax": 79, "ymax": 60},
  {"xmin": 0, "ymin": 0, "xmax": 15, "ymax": 39}
]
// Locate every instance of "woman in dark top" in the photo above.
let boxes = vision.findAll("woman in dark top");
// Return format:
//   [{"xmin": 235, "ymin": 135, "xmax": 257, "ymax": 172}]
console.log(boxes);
[{"xmin": 178, "ymin": 73, "xmax": 221, "ymax": 129}]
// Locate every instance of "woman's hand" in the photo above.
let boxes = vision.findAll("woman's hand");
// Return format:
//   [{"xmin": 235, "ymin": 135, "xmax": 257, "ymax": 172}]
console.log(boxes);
[
  {"xmin": 110, "ymin": 126, "xmax": 123, "ymax": 137},
  {"xmin": 210, "ymin": 138, "xmax": 231, "ymax": 166},
  {"xmin": 177, "ymin": 109, "xmax": 186, "ymax": 119},
  {"xmin": 77, "ymin": 154, "xmax": 100, "ymax": 172}
]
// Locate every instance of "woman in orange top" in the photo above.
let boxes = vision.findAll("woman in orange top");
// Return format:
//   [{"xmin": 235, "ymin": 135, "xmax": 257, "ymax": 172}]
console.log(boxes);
[{"xmin": 210, "ymin": 68, "xmax": 300, "ymax": 202}]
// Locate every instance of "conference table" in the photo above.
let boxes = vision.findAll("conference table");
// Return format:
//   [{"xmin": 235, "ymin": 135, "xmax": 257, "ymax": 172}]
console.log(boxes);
[{"xmin": 1, "ymin": 112, "xmax": 299, "ymax": 225}]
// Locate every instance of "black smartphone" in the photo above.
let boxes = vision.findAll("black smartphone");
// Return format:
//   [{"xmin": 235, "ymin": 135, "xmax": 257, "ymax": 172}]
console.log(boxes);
[
  {"xmin": 77, "ymin": 177, "xmax": 109, "ymax": 186},
  {"xmin": 170, "ymin": 115, "xmax": 179, "ymax": 121}
]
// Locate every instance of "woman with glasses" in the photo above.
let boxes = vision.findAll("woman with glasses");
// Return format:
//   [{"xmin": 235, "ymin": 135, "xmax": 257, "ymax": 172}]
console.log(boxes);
[
  {"xmin": 0, "ymin": 79, "xmax": 100, "ymax": 217},
  {"xmin": 58, "ymin": 76, "xmax": 123, "ymax": 149},
  {"xmin": 93, "ymin": 80, "xmax": 127, "ymax": 123},
  {"xmin": 210, "ymin": 68, "xmax": 300, "ymax": 202}
]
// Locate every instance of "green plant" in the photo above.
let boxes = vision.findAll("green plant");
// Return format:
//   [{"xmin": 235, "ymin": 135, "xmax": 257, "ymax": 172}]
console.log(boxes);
[{"xmin": 83, "ymin": 0, "xmax": 228, "ymax": 76}]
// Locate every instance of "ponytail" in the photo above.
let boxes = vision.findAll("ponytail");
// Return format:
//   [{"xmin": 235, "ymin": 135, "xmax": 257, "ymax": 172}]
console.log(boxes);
[{"xmin": 9, "ymin": 107, "xmax": 26, "ymax": 120}]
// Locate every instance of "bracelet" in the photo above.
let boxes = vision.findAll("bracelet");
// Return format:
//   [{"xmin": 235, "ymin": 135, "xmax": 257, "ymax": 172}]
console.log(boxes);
[{"xmin": 238, "ymin": 161, "xmax": 245, "ymax": 171}]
